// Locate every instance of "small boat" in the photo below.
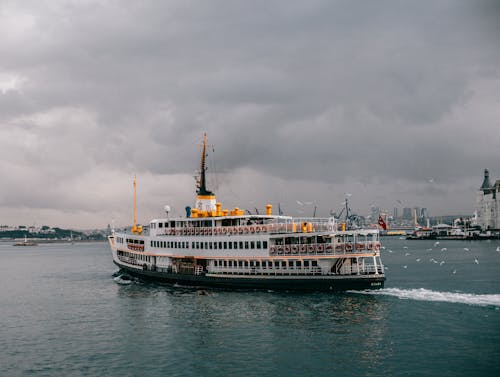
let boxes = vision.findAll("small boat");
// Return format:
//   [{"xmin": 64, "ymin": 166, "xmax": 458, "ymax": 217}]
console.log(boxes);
[
  {"xmin": 13, "ymin": 235, "xmax": 38, "ymax": 246},
  {"xmin": 108, "ymin": 135, "xmax": 385, "ymax": 291}
]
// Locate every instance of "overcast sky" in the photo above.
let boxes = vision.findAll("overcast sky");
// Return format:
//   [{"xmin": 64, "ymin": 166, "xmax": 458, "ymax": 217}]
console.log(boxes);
[{"xmin": 1, "ymin": 0, "xmax": 499, "ymax": 228}]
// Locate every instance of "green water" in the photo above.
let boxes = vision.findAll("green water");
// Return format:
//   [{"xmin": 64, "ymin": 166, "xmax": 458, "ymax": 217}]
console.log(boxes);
[{"xmin": 1, "ymin": 239, "xmax": 499, "ymax": 376}]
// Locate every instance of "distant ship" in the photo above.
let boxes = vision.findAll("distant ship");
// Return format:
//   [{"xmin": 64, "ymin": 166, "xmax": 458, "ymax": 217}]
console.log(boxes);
[
  {"xmin": 13, "ymin": 235, "xmax": 37, "ymax": 247},
  {"xmin": 108, "ymin": 135, "xmax": 385, "ymax": 291}
]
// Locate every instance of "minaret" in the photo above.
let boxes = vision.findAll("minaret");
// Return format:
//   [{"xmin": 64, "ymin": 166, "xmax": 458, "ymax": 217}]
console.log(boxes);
[
  {"xmin": 481, "ymin": 169, "xmax": 492, "ymax": 192},
  {"xmin": 194, "ymin": 134, "xmax": 217, "ymax": 214}
]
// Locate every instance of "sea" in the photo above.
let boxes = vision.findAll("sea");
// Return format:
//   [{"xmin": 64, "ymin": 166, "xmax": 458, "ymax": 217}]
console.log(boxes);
[{"xmin": 1, "ymin": 238, "xmax": 499, "ymax": 377}]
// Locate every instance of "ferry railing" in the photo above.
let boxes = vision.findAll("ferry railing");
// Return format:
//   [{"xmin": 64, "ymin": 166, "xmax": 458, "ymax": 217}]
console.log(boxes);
[{"xmin": 207, "ymin": 266, "xmax": 324, "ymax": 276}]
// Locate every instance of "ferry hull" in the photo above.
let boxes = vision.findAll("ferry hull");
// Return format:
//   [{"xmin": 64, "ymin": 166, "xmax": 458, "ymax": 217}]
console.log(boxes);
[{"xmin": 114, "ymin": 261, "xmax": 385, "ymax": 292}]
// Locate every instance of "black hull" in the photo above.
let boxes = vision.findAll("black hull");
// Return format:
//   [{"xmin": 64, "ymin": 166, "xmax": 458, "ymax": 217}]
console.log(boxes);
[{"xmin": 114, "ymin": 262, "xmax": 385, "ymax": 292}]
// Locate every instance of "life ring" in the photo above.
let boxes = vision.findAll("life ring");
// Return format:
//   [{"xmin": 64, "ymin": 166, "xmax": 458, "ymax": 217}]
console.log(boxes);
[
  {"xmin": 270, "ymin": 246, "xmax": 276, "ymax": 254},
  {"xmin": 250, "ymin": 226, "xmax": 255, "ymax": 234},
  {"xmin": 356, "ymin": 243, "xmax": 365, "ymax": 251},
  {"xmin": 238, "ymin": 227, "xmax": 243, "ymax": 235},
  {"xmin": 261, "ymin": 225, "xmax": 267, "ymax": 232},
  {"xmin": 284, "ymin": 245, "xmax": 291, "ymax": 254},
  {"xmin": 317, "ymin": 244, "xmax": 324, "ymax": 253},
  {"xmin": 277, "ymin": 245, "xmax": 283, "ymax": 254},
  {"xmin": 375, "ymin": 243, "xmax": 380, "ymax": 251},
  {"xmin": 244, "ymin": 227, "xmax": 249, "ymax": 234},
  {"xmin": 326, "ymin": 245, "xmax": 333, "ymax": 253},
  {"xmin": 300, "ymin": 245, "xmax": 306, "ymax": 253},
  {"xmin": 336, "ymin": 245, "xmax": 343, "ymax": 252},
  {"xmin": 345, "ymin": 244, "xmax": 353, "ymax": 252},
  {"xmin": 292, "ymin": 245, "xmax": 298, "ymax": 253},
  {"xmin": 255, "ymin": 226, "xmax": 260, "ymax": 233},
  {"xmin": 309, "ymin": 245, "xmax": 315, "ymax": 253}
]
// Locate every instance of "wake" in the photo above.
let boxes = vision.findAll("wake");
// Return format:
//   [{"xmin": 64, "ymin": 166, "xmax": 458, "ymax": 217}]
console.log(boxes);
[{"xmin": 350, "ymin": 288, "xmax": 500, "ymax": 307}]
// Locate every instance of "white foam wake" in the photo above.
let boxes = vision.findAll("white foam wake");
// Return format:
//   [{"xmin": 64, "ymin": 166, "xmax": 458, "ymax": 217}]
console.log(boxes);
[{"xmin": 350, "ymin": 288, "xmax": 500, "ymax": 307}]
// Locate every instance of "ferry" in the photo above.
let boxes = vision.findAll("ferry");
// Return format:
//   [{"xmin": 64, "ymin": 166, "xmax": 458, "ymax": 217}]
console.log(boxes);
[{"xmin": 108, "ymin": 135, "xmax": 385, "ymax": 291}]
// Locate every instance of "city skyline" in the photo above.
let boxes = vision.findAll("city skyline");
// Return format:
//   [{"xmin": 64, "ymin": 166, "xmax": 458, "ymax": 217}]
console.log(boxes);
[{"xmin": 1, "ymin": 1, "xmax": 499, "ymax": 228}]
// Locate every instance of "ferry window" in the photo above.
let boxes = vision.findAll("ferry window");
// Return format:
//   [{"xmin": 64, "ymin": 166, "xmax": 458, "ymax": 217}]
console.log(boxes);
[
  {"xmin": 200, "ymin": 243, "xmax": 204, "ymax": 250},
  {"xmin": 219, "ymin": 242, "xmax": 222, "ymax": 249},
  {"xmin": 244, "ymin": 241, "xmax": 249, "ymax": 249},
  {"xmin": 256, "ymin": 241, "xmax": 261, "ymax": 249},
  {"xmin": 281, "ymin": 261, "xmax": 286, "ymax": 268},
  {"xmin": 274, "ymin": 261, "xmax": 279, "ymax": 268},
  {"xmin": 229, "ymin": 260, "xmax": 232, "ymax": 267},
  {"xmin": 263, "ymin": 241, "xmax": 268, "ymax": 249},
  {"xmin": 250, "ymin": 241, "xmax": 255, "ymax": 249},
  {"xmin": 312, "ymin": 261, "xmax": 318, "ymax": 267},
  {"xmin": 223, "ymin": 260, "xmax": 227, "ymax": 267},
  {"xmin": 210, "ymin": 242, "xmax": 213, "ymax": 250},
  {"xmin": 224, "ymin": 242, "xmax": 227, "ymax": 249},
  {"xmin": 214, "ymin": 242, "xmax": 217, "ymax": 250},
  {"xmin": 296, "ymin": 261, "xmax": 301, "ymax": 268},
  {"xmin": 234, "ymin": 242, "xmax": 238, "ymax": 249},
  {"xmin": 244, "ymin": 261, "xmax": 249, "ymax": 267},
  {"xmin": 159, "ymin": 222, "xmax": 163, "ymax": 228},
  {"xmin": 175, "ymin": 242, "xmax": 178, "ymax": 248},
  {"xmin": 256, "ymin": 261, "xmax": 260, "ymax": 267},
  {"xmin": 228, "ymin": 242, "xmax": 232, "ymax": 250},
  {"xmin": 304, "ymin": 260, "xmax": 309, "ymax": 267},
  {"xmin": 170, "ymin": 221, "xmax": 175, "ymax": 227},
  {"xmin": 238, "ymin": 261, "xmax": 243, "ymax": 267},
  {"xmin": 192, "ymin": 242, "xmax": 195, "ymax": 248},
  {"xmin": 205, "ymin": 242, "xmax": 208, "ymax": 250},
  {"xmin": 239, "ymin": 242, "xmax": 243, "ymax": 249}
]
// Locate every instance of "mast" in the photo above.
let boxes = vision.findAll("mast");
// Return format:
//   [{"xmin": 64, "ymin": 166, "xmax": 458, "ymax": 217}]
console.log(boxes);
[
  {"xmin": 193, "ymin": 134, "xmax": 217, "ymax": 215},
  {"xmin": 132, "ymin": 175, "xmax": 142, "ymax": 234},
  {"xmin": 198, "ymin": 133, "xmax": 213, "ymax": 196}
]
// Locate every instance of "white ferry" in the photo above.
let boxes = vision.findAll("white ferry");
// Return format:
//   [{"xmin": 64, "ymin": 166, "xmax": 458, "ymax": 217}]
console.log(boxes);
[{"xmin": 109, "ymin": 135, "xmax": 385, "ymax": 291}]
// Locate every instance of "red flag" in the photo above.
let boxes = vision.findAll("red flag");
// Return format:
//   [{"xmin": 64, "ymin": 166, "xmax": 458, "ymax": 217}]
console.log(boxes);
[{"xmin": 378, "ymin": 215, "xmax": 387, "ymax": 230}]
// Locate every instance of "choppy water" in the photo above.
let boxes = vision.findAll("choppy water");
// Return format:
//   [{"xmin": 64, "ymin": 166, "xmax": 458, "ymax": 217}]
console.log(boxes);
[{"xmin": 1, "ymin": 238, "xmax": 499, "ymax": 376}]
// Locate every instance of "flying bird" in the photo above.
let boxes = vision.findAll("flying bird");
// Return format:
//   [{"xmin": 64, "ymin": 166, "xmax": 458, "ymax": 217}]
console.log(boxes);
[
  {"xmin": 463, "ymin": 248, "xmax": 469, "ymax": 251},
  {"xmin": 474, "ymin": 259, "xmax": 479, "ymax": 264},
  {"xmin": 441, "ymin": 248, "xmax": 447, "ymax": 251}
]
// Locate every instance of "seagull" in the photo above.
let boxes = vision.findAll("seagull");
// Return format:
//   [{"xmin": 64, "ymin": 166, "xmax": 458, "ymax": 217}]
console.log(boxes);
[
  {"xmin": 474, "ymin": 259, "xmax": 479, "ymax": 265},
  {"xmin": 440, "ymin": 261, "xmax": 445, "ymax": 266},
  {"xmin": 416, "ymin": 258, "xmax": 421, "ymax": 262},
  {"xmin": 381, "ymin": 246, "xmax": 386, "ymax": 250},
  {"xmin": 441, "ymin": 247, "xmax": 447, "ymax": 251},
  {"xmin": 463, "ymin": 248, "xmax": 469, "ymax": 252},
  {"xmin": 426, "ymin": 248, "xmax": 433, "ymax": 251},
  {"xmin": 403, "ymin": 265, "xmax": 408, "ymax": 269},
  {"xmin": 388, "ymin": 250, "xmax": 393, "ymax": 253},
  {"xmin": 452, "ymin": 269, "xmax": 457, "ymax": 274},
  {"xmin": 403, "ymin": 246, "xmax": 408, "ymax": 249},
  {"xmin": 405, "ymin": 252, "xmax": 411, "ymax": 256},
  {"xmin": 434, "ymin": 241, "xmax": 440, "ymax": 247},
  {"xmin": 496, "ymin": 246, "xmax": 500, "ymax": 252}
]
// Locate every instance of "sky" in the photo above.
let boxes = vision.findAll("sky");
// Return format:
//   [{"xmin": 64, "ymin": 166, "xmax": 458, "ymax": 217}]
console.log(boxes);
[{"xmin": 1, "ymin": 0, "xmax": 499, "ymax": 229}]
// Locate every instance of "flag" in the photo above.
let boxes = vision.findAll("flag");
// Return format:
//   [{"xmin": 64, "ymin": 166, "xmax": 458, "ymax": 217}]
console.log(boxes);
[{"xmin": 378, "ymin": 215, "xmax": 387, "ymax": 230}]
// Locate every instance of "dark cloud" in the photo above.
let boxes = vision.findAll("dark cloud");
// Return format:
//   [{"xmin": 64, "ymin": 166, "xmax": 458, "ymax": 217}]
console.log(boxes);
[{"xmin": 0, "ymin": 0, "xmax": 499, "ymax": 227}]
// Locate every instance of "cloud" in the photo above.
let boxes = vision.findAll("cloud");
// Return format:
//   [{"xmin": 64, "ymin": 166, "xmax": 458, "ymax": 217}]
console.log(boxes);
[{"xmin": 0, "ymin": 0, "xmax": 499, "ymax": 227}]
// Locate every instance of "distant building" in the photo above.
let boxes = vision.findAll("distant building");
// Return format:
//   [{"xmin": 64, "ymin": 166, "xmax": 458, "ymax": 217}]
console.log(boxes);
[
  {"xmin": 476, "ymin": 169, "xmax": 500, "ymax": 230},
  {"xmin": 420, "ymin": 208, "xmax": 428, "ymax": 220},
  {"xmin": 402, "ymin": 207, "xmax": 412, "ymax": 220},
  {"xmin": 393, "ymin": 207, "xmax": 398, "ymax": 219}
]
